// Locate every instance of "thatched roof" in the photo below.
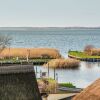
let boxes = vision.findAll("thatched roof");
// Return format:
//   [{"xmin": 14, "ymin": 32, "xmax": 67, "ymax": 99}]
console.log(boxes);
[
  {"xmin": 0, "ymin": 65, "xmax": 42, "ymax": 100},
  {"xmin": 0, "ymin": 65, "xmax": 34, "ymax": 74},
  {"xmin": 73, "ymin": 78, "xmax": 100, "ymax": 100}
]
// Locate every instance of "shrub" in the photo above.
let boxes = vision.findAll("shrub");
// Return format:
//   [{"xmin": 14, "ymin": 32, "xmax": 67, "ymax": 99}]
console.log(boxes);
[{"xmin": 37, "ymin": 78, "xmax": 57, "ymax": 93}]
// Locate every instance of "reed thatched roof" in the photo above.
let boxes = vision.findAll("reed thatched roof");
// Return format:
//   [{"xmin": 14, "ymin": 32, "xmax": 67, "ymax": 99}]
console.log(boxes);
[
  {"xmin": 73, "ymin": 78, "xmax": 100, "ymax": 100},
  {"xmin": 0, "ymin": 64, "xmax": 42, "ymax": 100},
  {"xmin": 0, "ymin": 65, "xmax": 34, "ymax": 74}
]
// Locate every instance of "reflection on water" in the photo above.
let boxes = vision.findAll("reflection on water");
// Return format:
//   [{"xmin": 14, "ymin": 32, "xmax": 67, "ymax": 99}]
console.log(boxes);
[
  {"xmin": 84, "ymin": 62, "xmax": 100, "ymax": 69},
  {"xmin": 34, "ymin": 61, "xmax": 100, "ymax": 88}
]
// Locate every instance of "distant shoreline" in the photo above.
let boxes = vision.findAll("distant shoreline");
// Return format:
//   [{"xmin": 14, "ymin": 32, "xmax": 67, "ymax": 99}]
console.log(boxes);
[{"xmin": 0, "ymin": 27, "xmax": 100, "ymax": 31}]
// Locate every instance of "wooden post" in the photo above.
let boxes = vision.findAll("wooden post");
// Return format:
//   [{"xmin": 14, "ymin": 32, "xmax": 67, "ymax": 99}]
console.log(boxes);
[
  {"xmin": 16, "ymin": 57, "xmax": 19, "ymax": 60},
  {"xmin": 27, "ymin": 55, "xmax": 29, "ymax": 62},
  {"xmin": 56, "ymin": 73, "xmax": 58, "ymax": 82},
  {"xmin": 55, "ymin": 73, "xmax": 58, "ymax": 93},
  {"xmin": 48, "ymin": 63, "xmax": 49, "ymax": 78},
  {"xmin": 9, "ymin": 47, "xmax": 10, "ymax": 59},
  {"xmin": 27, "ymin": 49, "xmax": 30, "ymax": 62},
  {"xmin": 54, "ymin": 67, "xmax": 56, "ymax": 80},
  {"xmin": 36, "ymin": 66, "xmax": 37, "ymax": 77},
  {"xmin": 40, "ymin": 70, "xmax": 42, "ymax": 78}
]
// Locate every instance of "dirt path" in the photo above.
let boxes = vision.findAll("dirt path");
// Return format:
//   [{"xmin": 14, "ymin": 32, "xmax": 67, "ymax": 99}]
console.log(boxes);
[{"xmin": 43, "ymin": 93, "xmax": 77, "ymax": 100}]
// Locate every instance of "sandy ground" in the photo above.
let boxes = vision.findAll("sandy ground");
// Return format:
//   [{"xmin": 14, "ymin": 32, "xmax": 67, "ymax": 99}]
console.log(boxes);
[{"xmin": 42, "ymin": 93, "xmax": 77, "ymax": 100}]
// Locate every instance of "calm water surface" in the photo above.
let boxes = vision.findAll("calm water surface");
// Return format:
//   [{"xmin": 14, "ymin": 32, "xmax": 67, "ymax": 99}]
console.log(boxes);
[{"xmin": 1, "ymin": 28, "xmax": 100, "ymax": 88}]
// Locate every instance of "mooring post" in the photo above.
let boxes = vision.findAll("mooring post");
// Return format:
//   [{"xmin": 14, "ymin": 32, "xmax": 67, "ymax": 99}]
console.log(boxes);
[
  {"xmin": 48, "ymin": 63, "xmax": 49, "ymax": 78},
  {"xmin": 54, "ymin": 67, "xmax": 56, "ymax": 80},
  {"xmin": 36, "ymin": 66, "xmax": 37, "ymax": 77}
]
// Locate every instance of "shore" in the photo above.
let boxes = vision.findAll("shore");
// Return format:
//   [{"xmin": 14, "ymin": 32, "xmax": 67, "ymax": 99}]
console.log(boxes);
[{"xmin": 68, "ymin": 51, "xmax": 100, "ymax": 62}]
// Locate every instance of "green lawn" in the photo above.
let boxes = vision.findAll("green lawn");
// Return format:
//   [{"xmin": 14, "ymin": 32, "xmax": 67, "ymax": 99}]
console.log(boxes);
[
  {"xmin": 59, "ymin": 82, "xmax": 76, "ymax": 88},
  {"xmin": 0, "ymin": 58, "xmax": 52, "ymax": 65},
  {"xmin": 68, "ymin": 51, "xmax": 100, "ymax": 59},
  {"xmin": 37, "ymin": 78, "xmax": 56, "ymax": 83}
]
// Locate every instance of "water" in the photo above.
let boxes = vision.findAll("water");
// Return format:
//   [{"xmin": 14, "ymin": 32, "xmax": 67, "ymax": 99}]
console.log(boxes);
[
  {"xmin": 0, "ymin": 27, "xmax": 100, "ymax": 88},
  {"xmin": 35, "ymin": 62, "xmax": 100, "ymax": 88}
]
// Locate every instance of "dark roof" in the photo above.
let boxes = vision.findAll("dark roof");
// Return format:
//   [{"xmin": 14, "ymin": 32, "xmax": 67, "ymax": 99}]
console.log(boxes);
[
  {"xmin": 0, "ymin": 64, "xmax": 42, "ymax": 100},
  {"xmin": 0, "ymin": 64, "xmax": 34, "ymax": 74}
]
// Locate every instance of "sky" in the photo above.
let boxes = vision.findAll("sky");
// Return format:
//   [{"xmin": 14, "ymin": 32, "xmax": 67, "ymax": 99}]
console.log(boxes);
[{"xmin": 0, "ymin": 0, "xmax": 100, "ymax": 27}]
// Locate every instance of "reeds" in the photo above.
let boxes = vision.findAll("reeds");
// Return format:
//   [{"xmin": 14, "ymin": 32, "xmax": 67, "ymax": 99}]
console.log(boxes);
[
  {"xmin": 84, "ymin": 45, "xmax": 94, "ymax": 55},
  {"xmin": 83, "ymin": 45, "xmax": 100, "ymax": 56},
  {"xmin": 84, "ymin": 48, "xmax": 100, "ymax": 56},
  {"xmin": 90, "ymin": 48, "xmax": 100, "ymax": 56},
  {"xmin": 0, "ymin": 48, "xmax": 61, "ymax": 59},
  {"xmin": 44, "ymin": 58, "xmax": 80, "ymax": 69}
]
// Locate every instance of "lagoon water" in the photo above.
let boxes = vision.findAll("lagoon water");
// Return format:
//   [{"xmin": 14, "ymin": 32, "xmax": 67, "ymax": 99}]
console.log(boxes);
[{"xmin": 1, "ymin": 27, "xmax": 100, "ymax": 88}]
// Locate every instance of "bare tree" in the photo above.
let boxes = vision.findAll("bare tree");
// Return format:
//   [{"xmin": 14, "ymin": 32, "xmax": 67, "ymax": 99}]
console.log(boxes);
[{"xmin": 0, "ymin": 35, "xmax": 12, "ymax": 53}]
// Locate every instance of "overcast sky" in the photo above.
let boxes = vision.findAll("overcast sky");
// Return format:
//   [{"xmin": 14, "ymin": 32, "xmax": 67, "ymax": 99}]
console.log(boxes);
[{"xmin": 0, "ymin": 0, "xmax": 100, "ymax": 27}]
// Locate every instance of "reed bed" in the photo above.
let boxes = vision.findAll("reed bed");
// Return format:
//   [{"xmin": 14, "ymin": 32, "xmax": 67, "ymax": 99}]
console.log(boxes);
[
  {"xmin": 83, "ymin": 45, "xmax": 100, "ymax": 56},
  {"xmin": 44, "ymin": 58, "xmax": 80, "ymax": 69},
  {"xmin": 84, "ymin": 45, "xmax": 94, "ymax": 55},
  {"xmin": 90, "ymin": 48, "xmax": 100, "ymax": 56},
  {"xmin": 0, "ymin": 48, "xmax": 61, "ymax": 59},
  {"xmin": 84, "ymin": 48, "xmax": 100, "ymax": 56}
]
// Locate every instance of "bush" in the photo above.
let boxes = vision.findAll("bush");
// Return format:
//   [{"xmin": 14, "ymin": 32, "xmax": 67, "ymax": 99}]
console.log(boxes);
[{"xmin": 37, "ymin": 78, "xmax": 57, "ymax": 93}]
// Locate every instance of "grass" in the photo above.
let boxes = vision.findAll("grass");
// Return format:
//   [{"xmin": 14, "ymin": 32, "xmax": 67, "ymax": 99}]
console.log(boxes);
[
  {"xmin": 68, "ymin": 51, "xmax": 100, "ymax": 59},
  {"xmin": 0, "ymin": 58, "xmax": 52, "ymax": 65},
  {"xmin": 59, "ymin": 82, "xmax": 76, "ymax": 88}
]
